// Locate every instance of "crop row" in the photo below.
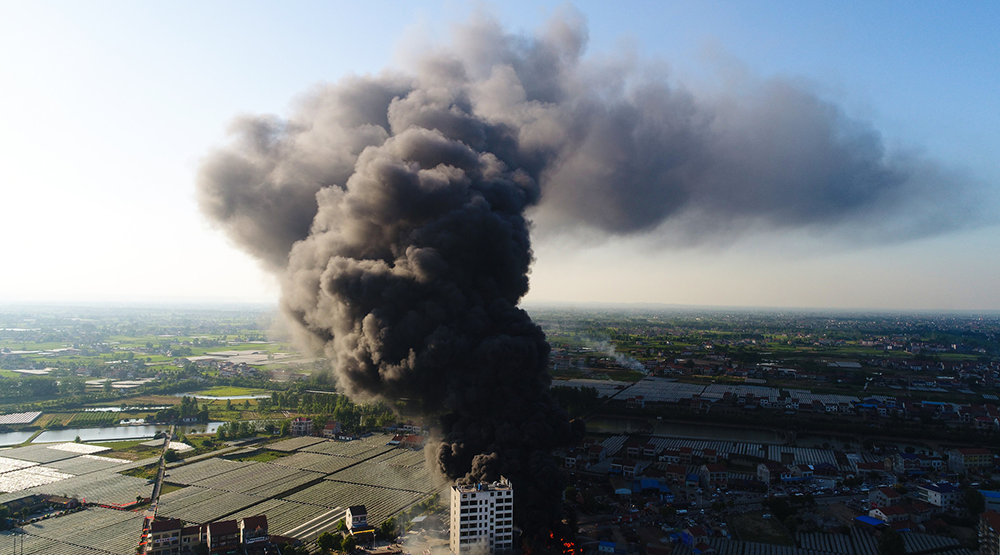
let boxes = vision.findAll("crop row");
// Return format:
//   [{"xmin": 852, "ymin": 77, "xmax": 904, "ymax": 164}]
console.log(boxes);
[
  {"xmin": 163, "ymin": 457, "xmax": 251, "ymax": 485},
  {"xmin": 20, "ymin": 506, "xmax": 143, "ymax": 554},
  {"xmin": 68, "ymin": 411, "xmax": 120, "ymax": 427},
  {"xmin": 268, "ymin": 452, "xmax": 358, "ymax": 474},
  {"xmin": 191, "ymin": 462, "xmax": 323, "ymax": 497},
  {"xmin": 269, "ymin": 436, "xmax": 326, "ymax": 452},
  {"xmin": 326, "ymin": 462, "xmax": 433, "ymax": 493},
  {"xmin": 301, "ymin": 436, "xmax": 394, "ymax": 459},
  {"xmin": 158, "ymin": 487, "xmax": 263, "ymax": 524},
  {"xmin": 283, "ymin": 480, "xmax": 424, "ymax": 526},
  {"xmin": 24, "ymin": 471, "xmax": 152, "ymax": 506},
  {"xmin": 370, "ymin": 448, "xmax": 427, "ymax": 468}
]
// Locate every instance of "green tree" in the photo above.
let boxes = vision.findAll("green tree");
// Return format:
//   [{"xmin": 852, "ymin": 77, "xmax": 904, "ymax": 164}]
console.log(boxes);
[
  {"xmin": 378, "ymin": 518, "xmax": 397, "ymax": 541},
  {"xmin": 878, "ymin": 529, "xmax": 905, "ymax": 555},
  {"xmin": 340, "ymin": 534, "xmax": 356, "ymax": 552},
  {"xmin": 965, "ymin": 488, "xmax": 986, "ymax": 514},
  {"xmin": 164, "ymin": 449, "xmax": 179, "ymax": 463},
  {"xmin": 336, "ymin": 519, "xmax": 347, "ymax": 532},
  {"xmin": 317, "ymin": 531, "xmax": 338, "ymax": 553}
]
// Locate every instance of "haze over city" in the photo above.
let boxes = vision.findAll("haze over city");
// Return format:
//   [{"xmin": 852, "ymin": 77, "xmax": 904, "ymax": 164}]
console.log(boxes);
[{"xmin": 2, "ymin": 1, "xmax": 998, "ymax": 311}]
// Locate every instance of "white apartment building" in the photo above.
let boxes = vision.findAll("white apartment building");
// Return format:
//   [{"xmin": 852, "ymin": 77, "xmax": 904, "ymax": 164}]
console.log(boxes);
[{"xmin": 451, "ymin": 477, "xmax": 514, "ymax": 554}]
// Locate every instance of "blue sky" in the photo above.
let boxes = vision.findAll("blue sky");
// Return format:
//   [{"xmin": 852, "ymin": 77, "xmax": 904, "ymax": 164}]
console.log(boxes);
[{"xmin": 1, "ymin": 1, "xmax": 998, "ymax": 309}]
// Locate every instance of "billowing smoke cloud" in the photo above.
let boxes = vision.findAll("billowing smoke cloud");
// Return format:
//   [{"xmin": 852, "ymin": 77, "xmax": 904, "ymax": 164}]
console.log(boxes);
[{"xmin": 197, "ymin": 6, "xmax": 982, "ymax": 547}]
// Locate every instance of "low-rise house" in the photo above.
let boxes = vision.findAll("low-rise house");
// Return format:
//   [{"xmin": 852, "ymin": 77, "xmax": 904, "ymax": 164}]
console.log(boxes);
[
  {"xmin": 904, "ymin": 500, "xmax": 936, "ymax": 524},
  {"xmin": 870, "ymin": 506, "xmax": 909, "ymax": 523},
  {"xmin": 588, "ymin": 444, "xmax": 607, "ymax": 463},
  {"xmin": 916, "ymin": 483, "xmax": 961, "ymax": 510},
  {"xmin": 322, "ymin": 421, "xmax": 342, "ymax": 438},
  {"xmin": 982, "ymin": 490, "xmax": 1000, "ymax": 512},
  {"xmin": 870, "ymin": 487, "xmax": 901, "ymax": 508}
]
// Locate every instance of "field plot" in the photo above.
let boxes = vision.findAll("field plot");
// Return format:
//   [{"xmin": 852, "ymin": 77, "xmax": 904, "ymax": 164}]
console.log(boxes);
[
  {"xmin": 327, "ymin": 461, "xmax": 433, "ymax": 493},
  {"xmin": 0, "ymin": 455, "xmax": 38, "ymax": 474},
  {"xmin": 268, "ymin": 436, "xmax": 327, "ymax": 452},
  {"xmin": 302, "ymin": 438, "xmax": 393, "ymax": 459},
  {"xmin": 1, "ymin": 444, "xmax": 81, "ymax": 464},
  {"xmin": 268, "ymin": 451, "xmax": 358, "ymax": 474},
  {"xmin": 49, "ymin": 443, "xmax": 111, "ymax": 455},
  {"xmin": 163, "ymin": 457, "xmax": 252, "ymax": 485},
  {"xmin": 68, "ymin": 411, "xmax": 120, "ymax": 427},
  {"xmin": 371, "ymin": 448, "xmax": 427, "ymax": 468},
  {"xmin": 0, "ymin": 411, "xmax": 41, "ymax": 425},
  {"xmin": 9, "ymin": 506, "xmax": 144, "ymax": 555},
  {"xmin": 284, "ymin": 480, "xmax": 425, "ymax": 526},
  {"xmin": 12, "ymin": 471, "xmax": 152, "ymax": 505},
  {"xmin": 193, "ymin": 462, "xmax": 323, "ymax": 497},
  {"xmin": 45, "ymin": 455, "xmax": 127, "ymax": 475},
  {"xmin": 156, "ymin": 486, "xmax": 262, "ymax": 523},
  {"xmin": 0, "ymin": 466, "xmax": 74, "ymax": 492}
]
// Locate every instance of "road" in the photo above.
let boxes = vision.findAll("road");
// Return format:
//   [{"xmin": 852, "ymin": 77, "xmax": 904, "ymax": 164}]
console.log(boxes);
[{"xmin": 138, "ymin": 425, "xmax": 175, "ymax": 554}]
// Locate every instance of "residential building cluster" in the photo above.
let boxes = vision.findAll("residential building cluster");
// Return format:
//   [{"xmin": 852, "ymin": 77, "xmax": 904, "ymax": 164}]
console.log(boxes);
[{"xmin": 144, "ymin": 514, "xmax": 273, "ymax": 555}]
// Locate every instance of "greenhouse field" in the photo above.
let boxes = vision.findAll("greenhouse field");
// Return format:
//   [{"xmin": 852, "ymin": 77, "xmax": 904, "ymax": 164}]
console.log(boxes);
[{"xmin": 1, "ymin": 507, "xmax": 144, "ymax": 555}]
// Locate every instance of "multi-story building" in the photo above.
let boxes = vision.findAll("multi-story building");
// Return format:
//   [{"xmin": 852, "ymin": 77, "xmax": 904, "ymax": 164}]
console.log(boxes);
[
  {"xmin": 916, "ymin": 483, "xmax": 961, "ymax": 510},
  {"xmin": 699, "ymin": 463, "xmax": 728, "ymax": 490},
  {"xmin": 980, "ymin": 510, "xmax": 1000, "ymax": 555},
  {"xmin": 206, "ymin": 520, "xmax": 240, "ymax": 555},
  {"xmin": 950, "ymin": 448, "xmax": 993, "ymax": 474},
  {"xmin": 180, "ymin": 525, "xmax": 201, "ymax": 553},
  {"xmin": 451, "ymin": 477, "xmax": 514, "ymax": 554},
  {"xmin": 290, "ymin": 417, "xmax": 313, "ymax": 437},
  {"xmin": 147, "ymin": 518, "xmax": 183, "ymax": 555},
  {"xmin": 239, "ymin": 515, "xmax": 269, "ymax": 547}
]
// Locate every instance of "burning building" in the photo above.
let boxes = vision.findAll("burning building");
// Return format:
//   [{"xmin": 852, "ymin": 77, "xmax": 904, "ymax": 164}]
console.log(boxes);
[{"xmin": 451, "ymin": 477, "xmax": 514, "ymax": 554}]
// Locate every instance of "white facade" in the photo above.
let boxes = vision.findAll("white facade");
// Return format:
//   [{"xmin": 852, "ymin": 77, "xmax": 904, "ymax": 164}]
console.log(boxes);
[{"xmin": 450, "ymin": 477, "xmax": 514, "ymax": 554}]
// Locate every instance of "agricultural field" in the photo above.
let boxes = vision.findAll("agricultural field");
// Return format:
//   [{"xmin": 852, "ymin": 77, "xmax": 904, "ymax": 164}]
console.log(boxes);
[
  {"xmin": 68, "ymin": 411, "xmax": 120, "ymax": 427},
  {"xmin": 0, "ymin": 506, "xmax": 145, "ymax": 555}
]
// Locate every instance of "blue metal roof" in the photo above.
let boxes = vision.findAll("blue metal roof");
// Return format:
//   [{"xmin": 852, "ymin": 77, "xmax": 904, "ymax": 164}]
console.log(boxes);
[
  {"xmin": 855, "ymin": 516, "xmax": 885, "ymax": 526},
  {"xmin": 981, "ymin": 490, "xmax": 1000, "ymax": 499}
]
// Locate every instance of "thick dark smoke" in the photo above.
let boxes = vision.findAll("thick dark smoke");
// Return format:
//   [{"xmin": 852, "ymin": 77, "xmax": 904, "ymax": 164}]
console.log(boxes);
[{"xmin": 197, "ymin": 7, "xmax": 982, "ymax": 548}]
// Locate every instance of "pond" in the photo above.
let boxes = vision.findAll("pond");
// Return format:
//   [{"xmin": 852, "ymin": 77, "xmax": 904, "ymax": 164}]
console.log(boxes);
[
  {"xmin": 173, "ymin": 392, "xmax": 271, "ymax": 400},
  {"xmin": 28, "ymin": 421, "xmax": 226, "ymax": 444},
  {"xmin": 0, "ymin": 431, "xmax": 40, "ymax": 447}
]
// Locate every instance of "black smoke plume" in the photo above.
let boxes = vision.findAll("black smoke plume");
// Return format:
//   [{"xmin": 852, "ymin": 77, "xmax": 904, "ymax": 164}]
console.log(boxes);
[{"xmin": 197, "ymin": 7, "xmax": 983, "ymax": 548}]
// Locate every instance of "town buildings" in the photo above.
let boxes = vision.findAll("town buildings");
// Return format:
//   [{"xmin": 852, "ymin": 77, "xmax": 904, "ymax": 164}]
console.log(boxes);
[
  {"xmin": 981, "ymin": 510, "xmax": 1000, "ymax": 555},
  {"xmin": 451, "ymin": 477, "xmax": 514, "ymax": 554}
]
